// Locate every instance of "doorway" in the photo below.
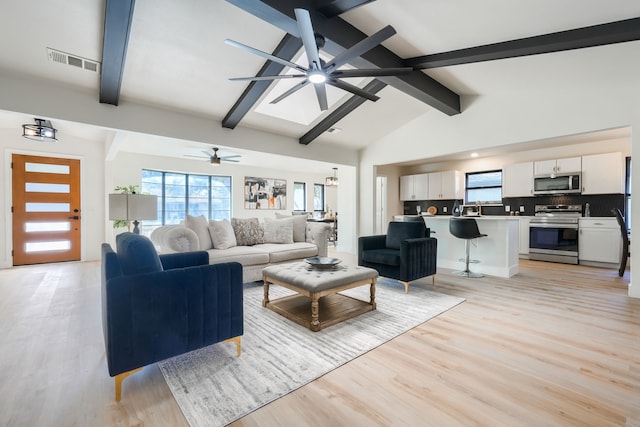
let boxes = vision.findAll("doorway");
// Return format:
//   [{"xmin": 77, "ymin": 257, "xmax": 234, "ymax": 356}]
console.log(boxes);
[
  {"xmin": 12, "ymin": 154, "xmax": 81, "ymax": 265},
  {"xmin": 375, "ymin": 176, "xmax": 387, "ymax": 235}
]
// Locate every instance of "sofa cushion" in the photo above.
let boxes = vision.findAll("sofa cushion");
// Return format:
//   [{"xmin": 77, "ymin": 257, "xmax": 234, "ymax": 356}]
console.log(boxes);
[
  {"xmin": 275, "ymin": 213, "xmax": 307, "ymax": 242},
  {"xmin": 361, "ymin": 248, "xmax": 401, "ymax": 266},
  {"xmin": 263, "ymin": 217, "xmax": 294, "ymax": 244},
  {"xmin": 255, "ymin": 242, "xmax": 318, "ymax": 263},
  {"xmin": 207, "ymin": 246, "xmax": 270, "ymax": 266},
  {"xmin": 208, "ymin": 219, "xmax": 237, "ymax": 249},
  {"xmin": 232, "ymin": 218, "xmax": 264, "ymax": 246},
  {"xmin": 185, "ymin": 214, "xmax": 214, "ymax": 250},
  {"xmin": 116, "ymin": 232, "xmax": 164, "ymax": 275}
]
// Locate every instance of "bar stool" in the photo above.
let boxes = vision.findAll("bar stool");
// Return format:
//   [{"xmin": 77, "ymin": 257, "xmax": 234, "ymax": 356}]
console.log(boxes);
[{"xmin": 449, "ymin": 217, "xmax": 487, "ymax": 278}]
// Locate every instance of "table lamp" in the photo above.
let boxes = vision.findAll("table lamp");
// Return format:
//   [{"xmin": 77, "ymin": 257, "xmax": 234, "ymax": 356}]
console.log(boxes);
[{"xmin": 109, "ymin": 193, "xmax": 158, "ymax": 234}]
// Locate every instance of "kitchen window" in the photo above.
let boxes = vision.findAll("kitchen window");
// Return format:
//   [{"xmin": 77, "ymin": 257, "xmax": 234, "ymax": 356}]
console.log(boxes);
[{"xmin": 466, "ymin": 170, "xmax": 502, "ymax": 204}]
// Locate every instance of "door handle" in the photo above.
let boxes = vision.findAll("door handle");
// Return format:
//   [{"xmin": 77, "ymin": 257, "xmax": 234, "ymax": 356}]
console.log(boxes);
[{"xmin": 68, "ymin": 216, "xmax": 79, "ymax": 220}]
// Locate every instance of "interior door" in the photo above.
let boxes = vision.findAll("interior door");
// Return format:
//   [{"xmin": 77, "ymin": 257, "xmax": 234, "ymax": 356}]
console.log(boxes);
[{"xmin": 12, "ymin": 154, "xmax": 81, "ymax": 265}]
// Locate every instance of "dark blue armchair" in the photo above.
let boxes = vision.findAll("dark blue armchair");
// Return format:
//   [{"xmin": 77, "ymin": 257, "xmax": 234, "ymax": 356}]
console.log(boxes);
[
  {"xmin": 358, "ymin": 221, "xmax": 437, "ymax": 293},
  {"xmin": 101, "ymin": 232, "xmax": 243, "ymax": 401}
]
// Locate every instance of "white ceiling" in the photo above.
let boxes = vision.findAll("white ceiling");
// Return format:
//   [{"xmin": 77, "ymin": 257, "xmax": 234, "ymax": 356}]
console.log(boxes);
[{"xmin": 0, "ymin": 0, "xmax": 639, "ymax": 162}]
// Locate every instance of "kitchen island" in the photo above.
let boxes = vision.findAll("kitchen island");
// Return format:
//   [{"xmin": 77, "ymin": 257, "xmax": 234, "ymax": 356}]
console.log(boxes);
[{"xmin": 423, "ymin": 216, "xmax": 520, "ymax": 278}]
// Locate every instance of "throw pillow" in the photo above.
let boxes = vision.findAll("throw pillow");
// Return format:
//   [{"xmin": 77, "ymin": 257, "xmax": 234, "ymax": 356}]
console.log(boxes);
[
  {"xmin": 208, "ymin": 219, "xmax": 237, "ymax": 250},
  {"xmin": 185, "ymin": 214, "xmax": 214, "ymax": 250},
  {"xmin": 231, "ymin": 217, "xmax": 264, "ymax": 246},
  {"xmin": 275, "ymin": 213, "xmax": 307, "ymax": 242},
  {"xmin": 263, "ymin": 217, "xmax": 294, "ymax": 244},
  {"xmin": 116, "ymin": 232, "xmax": 163, "ymax": 275}
]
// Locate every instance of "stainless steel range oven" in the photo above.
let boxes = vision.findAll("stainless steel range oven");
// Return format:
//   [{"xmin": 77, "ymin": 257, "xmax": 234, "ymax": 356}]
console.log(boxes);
[{"xmin": 529, "ymin": 205, "xmax": 582, "ymax": 264}]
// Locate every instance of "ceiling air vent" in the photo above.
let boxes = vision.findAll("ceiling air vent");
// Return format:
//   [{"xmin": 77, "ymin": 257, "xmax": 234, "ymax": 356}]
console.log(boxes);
[{"xmin": 46, "ymin": 47, "xmax": 100, "ymax": 73}]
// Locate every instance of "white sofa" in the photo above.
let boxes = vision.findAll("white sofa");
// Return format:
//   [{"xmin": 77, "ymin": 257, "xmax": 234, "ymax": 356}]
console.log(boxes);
[{"xmin": 150, "ymin": 216, "xmax": 331, "ymax": 283}]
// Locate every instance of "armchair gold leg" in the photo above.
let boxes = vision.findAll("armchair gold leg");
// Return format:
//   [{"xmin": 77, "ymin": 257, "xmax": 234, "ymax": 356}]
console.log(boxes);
[
  {"xmin": 114, "ymin": 367, "xmax": 143, "ymax": 402},
  {"xmin": 224, "ymin": 336, "xmax": 242, "ymax": 356},
  {"xmin": 401, "ymin": 281, "xmax": 410, "ymax": 294}
]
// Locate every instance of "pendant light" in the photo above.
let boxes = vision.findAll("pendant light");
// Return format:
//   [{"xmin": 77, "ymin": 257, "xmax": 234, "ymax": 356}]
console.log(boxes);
[{"xmin": 325, "ymin": 167, "xmax": 338, "ymax": 187}]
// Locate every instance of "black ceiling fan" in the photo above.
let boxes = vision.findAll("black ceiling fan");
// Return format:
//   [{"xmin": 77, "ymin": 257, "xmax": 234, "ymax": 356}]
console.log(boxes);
[
  {"xmin": 185, "ymin": 147, "xmax": 241, "ymax": 165},
  {"xmin": 224, "ymin": 8, "xmax": 413, "ymax": 111}
]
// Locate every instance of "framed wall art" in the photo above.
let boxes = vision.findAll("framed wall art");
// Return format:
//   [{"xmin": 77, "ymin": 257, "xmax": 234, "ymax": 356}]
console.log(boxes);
[{"xmin": 244, "ymin": 176, "xmax": 287, "ymax": 210}]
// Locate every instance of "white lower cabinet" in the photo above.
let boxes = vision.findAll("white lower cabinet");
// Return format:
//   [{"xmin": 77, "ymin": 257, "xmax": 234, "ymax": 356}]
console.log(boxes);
[{"xmin": 578, "ymin": 218, "xmax": 621, "ymax": 264}]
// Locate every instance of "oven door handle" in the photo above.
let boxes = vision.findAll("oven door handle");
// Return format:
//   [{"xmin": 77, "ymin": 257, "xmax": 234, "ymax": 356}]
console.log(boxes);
[{"xmin": 530, "ymin": 223, "xmax": 578, "ymax": 229}]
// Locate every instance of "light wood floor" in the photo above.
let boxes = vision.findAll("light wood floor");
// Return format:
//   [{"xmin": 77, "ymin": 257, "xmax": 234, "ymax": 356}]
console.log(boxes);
[{"xmin": 1, "ymin": 254, "xmax": 638, "ymax": 426}]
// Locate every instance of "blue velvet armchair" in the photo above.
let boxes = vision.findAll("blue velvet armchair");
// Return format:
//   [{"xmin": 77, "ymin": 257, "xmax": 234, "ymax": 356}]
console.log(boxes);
[
  {"xmin": 101, "ymin": 232, "xmax": 244, "ymax": 401},
  {"xmin": 358, "ymin": 221, "xmax": 437, "ymax": 293}
]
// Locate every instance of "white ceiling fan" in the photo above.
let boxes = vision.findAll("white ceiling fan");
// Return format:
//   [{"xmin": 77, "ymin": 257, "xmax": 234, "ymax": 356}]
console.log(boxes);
[{"xmin": 225, "ymin": 8, "xmax": 412, "ymax": 111}]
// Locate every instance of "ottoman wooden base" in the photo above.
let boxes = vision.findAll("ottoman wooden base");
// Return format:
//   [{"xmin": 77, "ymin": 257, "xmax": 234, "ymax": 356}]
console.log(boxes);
[{"xmin": 262, "ymin": 262, "xmax": 378, "ymax": 332}]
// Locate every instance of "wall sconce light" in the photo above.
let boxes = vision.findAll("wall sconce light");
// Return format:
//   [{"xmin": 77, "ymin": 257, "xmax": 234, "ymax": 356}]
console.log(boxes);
[
  {"xmin": 22, "ymin": 118, "xmax": 58, "ymax": 142},
  {"xmin": 325, "ymin": 167, "xmax": 338, "ymax": 187}
]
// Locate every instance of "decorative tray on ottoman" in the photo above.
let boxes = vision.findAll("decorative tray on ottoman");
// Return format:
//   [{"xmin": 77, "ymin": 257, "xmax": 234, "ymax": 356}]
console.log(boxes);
[{"xmin": 305, "ymin": 256, "xmax": 342, "ymax": 269}]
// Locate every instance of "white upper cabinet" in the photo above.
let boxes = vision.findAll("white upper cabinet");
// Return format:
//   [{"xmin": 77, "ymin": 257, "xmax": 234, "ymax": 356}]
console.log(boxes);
[
  {"xmin": 534, "ymin": 156, "xmax": 581, "ymax": 175},
  {"xmin": 428, "ymin": 171, "xmax": 463, "ymax": 199},
  {"xmin": 503, "ymin": 162, "xmax": 534, "ymax": 197},
  {"xmin": 400, "ymin": 173, "xmax": 429, "ymax": 201},
  {"xmin": 581, "ymin": 152, "xmax": 624, "ymax": 194}
]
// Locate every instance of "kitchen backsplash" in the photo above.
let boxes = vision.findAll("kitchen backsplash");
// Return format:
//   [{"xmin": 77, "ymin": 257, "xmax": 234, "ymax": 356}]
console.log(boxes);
[{"xmin": 404, "ymin": 193, "xmax": 625, "ymax": 217}]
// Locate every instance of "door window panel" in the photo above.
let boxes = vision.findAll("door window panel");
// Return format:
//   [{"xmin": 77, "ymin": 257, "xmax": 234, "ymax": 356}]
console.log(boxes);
[
  {"xmin": 25, "ymin": 222, "xmax": 71, "ymax": 232},
  {"xmin": 25, "ymin": 183, "xmax": 70, "ymax": 193},
  {"xmin": 25, "ymin": 203, "xmax": 70, "ymax": 212},
  {"xmin": 24, "ymin": 162, "xmax": 70, "ymax": 174}
]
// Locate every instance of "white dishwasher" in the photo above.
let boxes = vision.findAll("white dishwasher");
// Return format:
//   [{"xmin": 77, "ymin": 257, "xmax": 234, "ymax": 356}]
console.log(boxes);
[{"xmin": 578, "ymin": 218, "xmax": 621, "ymax": 265}]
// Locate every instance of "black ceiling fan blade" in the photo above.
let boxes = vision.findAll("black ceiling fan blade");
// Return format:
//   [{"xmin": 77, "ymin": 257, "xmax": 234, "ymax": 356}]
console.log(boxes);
[
  {"xmin": 326, "ymin": 25, "xmax": 397, "ymax": 72},
  {"xmin": 331, "ymin": 67, "xmax": 413, "ymax": 78},
  {"xmin": 294, "ymin": 8, "xmax": 323, "ymax": 72},
  {"xmin": 269, "ymin": 79, "xmax": 310, "ymax": 104},
  {"xmin": 229, "ymin": 74, "xmax": 307, "ymax": 81},
  {"xmin": 313, "ymin": 83, "xmax": 329, "ymax": 111},
  {"xmin": 224, "ymin": 39, "xmax": 307, "ymax": 73},
  {"xmin": 327, "ymin": 79, "xmax": 380, "ymax": 102}
]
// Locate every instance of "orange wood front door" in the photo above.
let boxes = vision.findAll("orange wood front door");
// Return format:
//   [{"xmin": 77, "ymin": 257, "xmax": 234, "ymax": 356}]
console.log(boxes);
[{"xmin": 12, "ymin": 154, "xmax": 81, "ymax": 265}]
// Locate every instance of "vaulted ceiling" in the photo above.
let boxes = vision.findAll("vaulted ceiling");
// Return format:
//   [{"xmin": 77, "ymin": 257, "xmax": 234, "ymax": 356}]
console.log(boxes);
[{"xmin": 1, "ymin": 0, "xmax": 640, "ymax": 153}]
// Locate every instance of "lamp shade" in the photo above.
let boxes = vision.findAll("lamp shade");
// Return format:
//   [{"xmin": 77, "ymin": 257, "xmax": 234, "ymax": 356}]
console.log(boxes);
[
  {"xmin": 109, "ymin": 194, "xmax": 158, "ymax": 220},
  {"xmin": 22, "ymin": 118, "xmax": 58, "ymax": 142}
]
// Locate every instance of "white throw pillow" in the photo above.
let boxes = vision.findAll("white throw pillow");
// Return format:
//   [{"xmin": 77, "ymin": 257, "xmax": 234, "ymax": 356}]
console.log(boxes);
[
  {"xmin": 275, "ymin": 213, "xmax": 307, "ymax": 242},
  {"xmin": 185, "ymin": 214, "xmax": 214, "ymax": 250},
  {"xmin": 263, "ymin": 217, "xmax": 294, "ymax": 244},
  {"xmin": 208, "ymin": 219, "xmax": 237, "ymax": 249}
]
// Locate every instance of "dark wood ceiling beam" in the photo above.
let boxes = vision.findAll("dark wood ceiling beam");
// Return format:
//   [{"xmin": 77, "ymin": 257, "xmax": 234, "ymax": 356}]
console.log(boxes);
[
  {"xmin": 222, "ymin": 34, "xmax": 302, "ymax": 129},
  {"xmin": 226, "ymin": 0, "xmax": 461, "ymax": 116},
  {"xmin": 315, "ymin": 0, "xmax": 377, "ymax": 18},
  {"xmin": 300, "ymin": 79, "xmax": 387, "ymax": 145},
  {"xmin": 100, "ymin": 0, "xmax": 136, "ymax": 105},
  {"xmin": 406, "ymin": 17, "xmax": 640, "ymax": 69}
]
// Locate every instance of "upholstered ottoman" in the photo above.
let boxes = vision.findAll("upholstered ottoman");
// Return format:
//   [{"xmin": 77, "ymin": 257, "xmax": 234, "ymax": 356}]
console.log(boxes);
[{"xmin": 262, "ymin": 262, "xmax": 378, "ymax": 331}]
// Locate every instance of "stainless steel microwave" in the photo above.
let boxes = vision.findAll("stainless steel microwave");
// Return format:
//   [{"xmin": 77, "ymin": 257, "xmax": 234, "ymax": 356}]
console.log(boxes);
[{"xmin": 533, "ymin": 173, "xmax": 581, "ymax": 195}]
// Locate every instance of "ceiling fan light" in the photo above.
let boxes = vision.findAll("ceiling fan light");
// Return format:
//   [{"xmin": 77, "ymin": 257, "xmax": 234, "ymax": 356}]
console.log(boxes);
[
  {"xmin": 308, "ymin": 71, "xmax": 326, "ymax": 84},
  {"xmin": 22, "ymin": 118, "xmax": 57, "ymax": 142},
  {"xmin": 210, "ymin": 157, "xmax": 221, "ymax": 166}
]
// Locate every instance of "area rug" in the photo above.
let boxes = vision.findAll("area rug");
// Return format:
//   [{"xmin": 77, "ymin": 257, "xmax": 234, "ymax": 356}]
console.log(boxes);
[{"xmin": 158, "ymin": 278, "xmax": 465, "ymax": 427}]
